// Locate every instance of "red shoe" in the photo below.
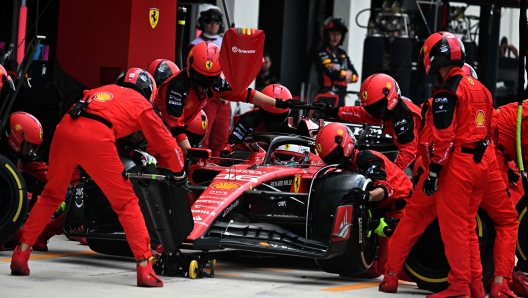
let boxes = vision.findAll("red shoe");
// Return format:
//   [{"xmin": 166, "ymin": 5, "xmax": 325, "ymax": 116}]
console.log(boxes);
[
  {"xmin": 137, "ymin": 259, "xmax": 163, "ymax": 287},
  {"xmin": 511, "ymin": 271, "xmax": 528, "ymax": 297},
  {"xmin": 469, "ymin": 281, "xmax": 485, "ymax": 298},
  {"xmin": 10, "ymin": 245, "xmax": 31, "ymax": 275},
  {"xmin": 425, "ymin": 286, "xmax": 470, "ymax": 298},
  {"xmin": 378, "ymin": 274, "xmax": 398, "ymax": 293},
  {"xmin": 490, "ymin": 279, "xmax": 518, "ymax": 298}
]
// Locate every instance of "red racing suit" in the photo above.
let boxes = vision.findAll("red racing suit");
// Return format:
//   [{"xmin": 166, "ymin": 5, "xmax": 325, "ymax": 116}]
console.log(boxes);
[
  {"xmin": 21, "ymin": 84, "xmax": 185, "ymax": 261},
  {"xmin": 154, "ymin": 70, "xmax": 257, "ymax": 144},
  {"xmin": 337, "ymin": 98, "xmax": 422, "ymax": 170},
  {"xmin": 347, "ymin": 149, "xmax": 413, "ymax": 274},
  {"xmin": 386, "ymin": 68, "xmax": 518, "ymax": 290}
]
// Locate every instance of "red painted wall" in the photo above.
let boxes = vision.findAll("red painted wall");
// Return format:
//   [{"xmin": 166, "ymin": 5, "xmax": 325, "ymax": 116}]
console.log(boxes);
[{"xmin": 57, "ymin": 0, "xmax": 177, "ymax": 89}]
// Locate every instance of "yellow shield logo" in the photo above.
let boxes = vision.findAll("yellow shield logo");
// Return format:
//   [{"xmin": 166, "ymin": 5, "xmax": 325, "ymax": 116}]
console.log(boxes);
[
  {"xmin": 149, "ymin": 8, "xmax": 159, "ymax": 29},
  {"xmin": 316, "ymin": 143, "xmax": 322, "ymax": 152},
  {"xmin": 467, "ymin": 77, "xmax": 474, "ymax": 85},
  {"xmin": 206, "ymin": 61, "xmax": 213, "ymax": 70},
  {"xmin": 362, "ymin": 91, "xmax": 368, "ymax": 101},
  {"xmin": 475, "ymin": 110, "xmax": 485, "ymax": 127},
  {"xmin": 39, "ymin": 130, "xmax": 43, "ymax": 140},
  {"xmin": 293, "ymin": 175, "xmax": 301, "ymax": 193},
  {"xmin": 201, "ymin": 121, "xmax": 207, "ymax": 130}
]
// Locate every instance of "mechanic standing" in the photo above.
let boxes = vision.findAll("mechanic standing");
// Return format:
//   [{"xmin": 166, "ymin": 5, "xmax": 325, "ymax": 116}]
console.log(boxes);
[
  {"xmin": 154, "ymin": 41, "xmax": 288, "ymax": 156},
  {"xmin": 315, "ymin": 122, "xmax": 413, "ymax": 275},
  {"xmin": 10, "ymin": 68, "xmax": 186, "ymax": 287},
  {"xmin": 315, "ymin": 16, "xmax": 359, "ymax": 107},
  {"xmin": 378, "ymin": 31, "xmax": 518, "ymax": 298},
  {"xmin": 318, "ymin": 73, "xmax": 421, "ymax": 171}
]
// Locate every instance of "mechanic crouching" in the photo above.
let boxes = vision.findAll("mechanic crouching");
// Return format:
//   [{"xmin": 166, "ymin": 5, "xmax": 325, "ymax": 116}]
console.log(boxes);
[
  {"xmin": 315, "ymin": 122, "xmax": 413, "ymax": 276},
  {"xmin": 10, "ymin": 68, "xmax": 187, "ymax": 287}
]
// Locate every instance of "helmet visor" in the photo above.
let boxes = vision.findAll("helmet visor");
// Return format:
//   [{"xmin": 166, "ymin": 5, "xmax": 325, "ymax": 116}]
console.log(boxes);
[
  {"xmin": 187, "ymin": 131, "xmax": 206, "ymax": 148},
  {"xmin": 322, "ymin": 146, "xmax": 343, "ymax": 165},
  {"xmin": 190, "ymin": 67, "xmax": 220, "ymax": 88},
  {"xmin": 364, "ymin": 97, "xmax": 390, "ymax": 120},
  {"xmin": 20, "ymin": 140, "xmax": 40, "ymax": 157}
]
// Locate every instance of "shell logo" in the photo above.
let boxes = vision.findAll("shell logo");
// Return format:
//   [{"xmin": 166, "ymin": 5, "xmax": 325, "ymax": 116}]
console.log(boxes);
[
  {"xmin": 201, "ymin": 121, "xmax": 207, "ymax": 130},
  {"xmin": 475, "ymin": 110, "xmax": 485, "ymax": 127},
  {"xmin": 362, "ymin": 91, "xmax": 368, "ymax": 101},
  {"xmin": 259, "ymin": 242, "xmax": 270, "ymax": 247},
  {"xmin": 212, "ymin": 182, "xmax": 240, "ymax": 190},
  {"xmin": 316, "ymin": 143, "xmax": 322, "ymax": 152},
  {"xmin": 93, "ymin": 92, "xmax": 113, "ymax": 102},
  {"xmin": 14, "ymin": 124, "xmax": 22, "ymax": 131},
  {"xmin": 467, "ymin": 77, "xmax": 475, "ymax": 85},
  {"xmin": 206, "ymin": 61, "xmax": 213, "ymax": 70}
]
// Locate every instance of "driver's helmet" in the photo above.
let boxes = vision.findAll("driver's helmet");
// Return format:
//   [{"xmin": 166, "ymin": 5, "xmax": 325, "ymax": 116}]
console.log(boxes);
[
  {"xmin": 315, "ymin": 122, "xmax": 355, "ymax": 165},
  {"xmin": 461, "ymin": 62, "xmax": 478, "ymax": 79},
  {"xmin": 0, "ymin": 64, "xmax": 15, "ymax": 95},
  {"xmin": 419, "ymin": 31, "xmax": 465, "ymax": 76},
  {"xmin": 359, "ymin": 73, "xmax": 401, "ymax": 120},
  {"xmin": 115, "ymin": 68, "xmax": 157, "ymax": 102},
  {"xmin": 273, "ymin": 144, "xmax": 310, "ymax": 164},
  {"xmin": 186, "ymin": 41, "xmax": 221, "ymax": 91},
  {"xmin": 259, "ymin": 84, "xmax": 294, "ymax": 131},
  {"xmin": 2, "ymin": 111, "xmax": 43, "ymax": 158},
  {"xmin": 145, "ymin": 59, "xmax": 180, "ymax": 86},
  {"xmin": 186, "ymin": 110, "xmax": 208, "ymax": 147}
]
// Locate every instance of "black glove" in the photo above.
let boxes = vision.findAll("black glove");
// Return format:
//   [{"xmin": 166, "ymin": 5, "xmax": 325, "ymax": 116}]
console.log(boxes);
[
  {"xmin": 342, "ymin": 188, "xmax": 371, "ymax": 205},
  {"xmin": 172, "ymin": 171, "xmax": 188, "ymax": 187},
  {"xmin": 275, "ymin": 98, "xmax": 306, "ymax": 109},
  {"xmin": 316, "ymin": 103, "xmax": 339, "ymax": 118},
  {"xmin": 423, "ymin": 171, "xmax": 439, "ymax": 196},
  {"xmin": 508, "ymin": 167, "xmax": 521, "ymax": 184}
]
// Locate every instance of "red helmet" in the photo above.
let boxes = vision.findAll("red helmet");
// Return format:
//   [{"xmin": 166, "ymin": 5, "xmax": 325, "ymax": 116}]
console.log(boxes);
[
  {"xmin": 145, "ymin": 59, "xmax": 180, "ymax": 86},
  {"xmin": 115, "ymin": 68, "xmax": 157, "ymax": 102},
  {"xmin": 0, "ymin": 64, "xmax": 16, "ymax": 94},
  {"xmin": 419, "ymin": 31, "xmax": 465, "ymax": 76},
  {"xmin": 3, "ymin": 112, "xmax": 43, "ymax": 158},
  {"xmin": 359, "ymin": 73, "xmax": 401, "ymax": 120},
  {"xmin": 315, "ymin": 122, "xmax": 355, "ymax": 165},
  {"xmin": 186, "ymin": 41, "xmax": 221, "ymax": 88},
  {"xmin": 461, "ymin": 63, "xmax": 478, "ymax": 79},
  {"xmin": 322, "ymin": 17, "xmax": 348, "ymax": 46},
  {"xmin": 260, "ymin": 84, "xmax": 293, "ymax": 114},
  {"xmin": 186, "ymin": 110, "xmax": 208, "ymax": 147}
]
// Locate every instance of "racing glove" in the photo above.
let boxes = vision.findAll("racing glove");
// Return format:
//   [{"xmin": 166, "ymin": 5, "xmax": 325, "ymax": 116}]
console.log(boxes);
[
  {"xmin": 172, "ymin": 171, "xmax": 188, "ymax": 187},
  {"xmin": 342, "ymin": 188, "xmax": 371, "ymax": 205},
  {"xmin": 275, "ymin": 98, "xmax": 306, "ymax": 109},
  {"xmin": 317, "ymin": 103, "xmax": 339, "ymax": 118},
  {"xmin": 423, "ymin": 163, "xmax": 442, "ymax": 196},
  {"xmin": 220, "ymin": 143, "xmax": 233, "ymax": 159}
]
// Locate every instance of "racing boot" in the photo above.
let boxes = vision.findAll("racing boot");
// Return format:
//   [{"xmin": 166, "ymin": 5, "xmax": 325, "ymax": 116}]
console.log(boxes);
[
  {"xmin": 33, "ymin": 213, "xmax": 65, "ymax": 251},
  {"xmin": 425, "ymin": 286, "xmax": 470, "ymax": 298},
  {"xmin": 378, "ymin": 273, "xmax": 398, "ymax": 293},
  {"xmin": 511, "ymin": 271, "xmax": 528, "ymax": 297},
  {"xmin": 137, "ymin": 258, "xmax": 163, "ymax": 287},
  {"xmin": 489, "ymin": 279, "xmax": 518, "ymax": 298},
  {"xmin": 469, "ymin": 280, "xmax": 485, "ymax": 298},
  {"xmin": 10, "ymin": 245, "xmax": 31, "ymax": 275}
]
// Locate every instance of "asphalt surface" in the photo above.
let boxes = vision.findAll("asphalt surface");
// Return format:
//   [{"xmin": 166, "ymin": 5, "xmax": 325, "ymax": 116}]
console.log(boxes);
[{"xmin": 0, "ymin": 235, "xmax": 429, "ymax": 298}]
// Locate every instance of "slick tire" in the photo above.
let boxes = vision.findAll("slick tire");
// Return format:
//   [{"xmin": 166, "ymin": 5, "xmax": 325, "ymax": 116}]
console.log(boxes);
[
  {"xmin": 313, "ymin": 172, "xmax": 377, "ymax": 275},
  {"xmin": 0, "ymin": 154, "xmax": 27, "ymax": 245},
  {"xmin": 403, "ymin": 208, "xmax": 495, "ymax": 293},
  {"xmin": 86, "ymin": 239, "xmax": 133, "ymax": 257},
  {"xmin": 516, "ymin": 195, "xmax": 528, "ymax": 268}
]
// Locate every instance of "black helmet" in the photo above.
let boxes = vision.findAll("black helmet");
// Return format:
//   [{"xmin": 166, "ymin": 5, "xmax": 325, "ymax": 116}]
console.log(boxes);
[
  {"xmin": 196, "ymin": 4, "xmax": 225, "ymax": 35},
  {"xmin": 322, "ymin": 17, "xmax": 348, "ymax": 46},
  {"xmin": 115, "ymin": 68, "xmax": 157, "ymax": 102}
]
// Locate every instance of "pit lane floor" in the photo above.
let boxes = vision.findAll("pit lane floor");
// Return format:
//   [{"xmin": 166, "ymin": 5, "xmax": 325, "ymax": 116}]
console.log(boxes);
[{"xmin": 0, "ymin": 236, "xmax": 428, "ymax": 298}]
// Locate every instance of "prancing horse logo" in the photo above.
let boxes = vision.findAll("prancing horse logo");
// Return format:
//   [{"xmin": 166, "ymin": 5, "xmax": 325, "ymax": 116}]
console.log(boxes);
[{"xmin": 150, "ymin": 8, "xmax": 159, "ymax": 29}]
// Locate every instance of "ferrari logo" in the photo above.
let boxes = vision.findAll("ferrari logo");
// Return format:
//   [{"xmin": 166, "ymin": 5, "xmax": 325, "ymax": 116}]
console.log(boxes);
[
  {"xmin": 362, "ymin": 91, "xmax": 368, "ymax": 101},
  {"xmin": 316, "ymin": 143, "xmax": 322, "ymax": 152},
  {"xmin": 293, "ymin": 175, "xmax": 301, "ymax": 193},
  {"xmin": 475, "ymin": 110, "xmax": 485, "ymax": 127},
  {"xmin": 39, "ymin": 130, "xmax": 43, "ymax": 140},
  {"xmin": 283, "ymin": 144, "xmax": 290, "ymax": 150},
  {"xmin": 467, "ymin": 77, "xmax": 475, "ymax": 85},
  {"xmin": 212, "ymin": 182, "xmax": 240, "ymax": 190},
  {"xmin": 201, "ymin": 121, "xmax": 207, "ymax": 130},
  {"xmin": 149, "ymin": 8, "xmax": 159, "ymax": 29},
  {"xmin": 94, "ymin": 92, "xmax": 113, "ymax": 102},
  {"xmin": 206, "ymin": 61, "xmax": 213, "ymax": 70}
]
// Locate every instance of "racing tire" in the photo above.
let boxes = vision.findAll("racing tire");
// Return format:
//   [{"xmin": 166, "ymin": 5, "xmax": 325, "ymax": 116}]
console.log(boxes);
[
  {"xmin": 86, "ymin": 238, "xmax": 133, "ymax": 257},
  {"xmin": 516, "ymin": 195, "xmax": 528, "ymax": 268},
  {"xmin": 312, "ymin": 171, "xmax": 377, "ymax": 275},
  {"xmin": 0, "ymin": 154, "xmax": 27, "ymax": 245},
  {"xmin": 403, "ymin": 208, "xmax": 495, "ymax": 293}
]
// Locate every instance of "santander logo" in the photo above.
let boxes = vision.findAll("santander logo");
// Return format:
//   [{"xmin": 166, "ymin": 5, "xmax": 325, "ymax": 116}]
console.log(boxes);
[{"xmin": 231, "ymin": 46, "xmax": 256, "ymax": 54}]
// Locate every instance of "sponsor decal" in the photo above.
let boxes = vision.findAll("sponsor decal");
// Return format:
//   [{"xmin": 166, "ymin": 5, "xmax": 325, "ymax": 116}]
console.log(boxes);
[
  {"xmin": 209, "ymin": 190, "xmax": 227, "ymax": 195},
  {"xmin": 193, "ymin": 215, "xmax": 203, "ymax": 221},
  {"xmin": 202, "ymin": 120, "xmax": 207, "ymax": 130},
  {"xmin": 211, "ymin": 182, "xmax": 240, "ymax": 189},
  {"xmin": 93, "ymin": 92, "xmax": 113, "ymax": 102},
  {"xmin": 227, "ymin": 169, "xmax": 265, "ymax": 175},
  {"xmin": 332, "ymin": 205, "xmax": 353, "ymax": 242},
  {"xmin": 467, "ymin": 77, "xmax": 475, "ymax": 85},
  {"xmin": 9, "ymin": 140, "xmax": 20, "ymax": 152},
  {"xmin": 259, "ymin": 242, "xmax": 270, "ymax": 247},
  {"xmin": 192, "ymin": 209, "xmax": 217, "ymax": 216},
  {"xmin": 270, "ymin": 179, "xmax": 292, "ymax": 187},
  {"xmin": 193, "ymin": 205, "xmax": 217, "ymax": 210},
  {"xmin": 293, "ymin": 175, "xmax": 301, "ymax": 193},
  {"xmin": 195, "ymin": 221, "xmax": 209, "ymax": 227},
  {"xmin": 223, "ymin": 199, "xmax": 240, "ymax": 217},
  {"xmin": 277, "ymin": 201, "xmax": 286, "ymax": 207},
  {"xmin": 206, "ymin": 61, "xmax": 213, "ymax": 70},
  {"xmin": 386, "ymin": 82, "xmax": 392, "ymax": 89},
  {"xmin": 231, "ymin": 46, "xmax": 256, "ymax": 54},
  {"xmin": 322, "ymin": 58, "xmax": 331, "ymax": 65},
  {"xmin": 316, "ymin": 143, "xmax": 322, "ymax": 153},
  {"xmin": 39, "ymin": 130, "xmax": 43, "ymax": 140},
  {"xmin": 215, "ymin": 174, "xmax": 258, "ymax": 183},
  {"xmin": 475, "ymin": 110, "xmax": 485, "ymax": 127},
  {"xmin": 434, "ymin": 97, "xmax": 448, "ymax": 103},
  {"xmin": 149, "ymin": 8, "xmax": 159, "ymax": 29},
  {"xmin": 185, "ymin": 101, "xmax": 194, "ymax": 109},
  {"xmin": 362, "ymin": 91, "xmax": 368, "ymax": 101},
  {"xmin": 196, "ymin": 199, "xmax": 223, "ymax": 204},
  {"xmin": 14, "ymin": 124, "xmax": 21, "ymax": 131},
  {"xmin": 337, "ymin": 129, "xmax": 343, "ymax": 135}
]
